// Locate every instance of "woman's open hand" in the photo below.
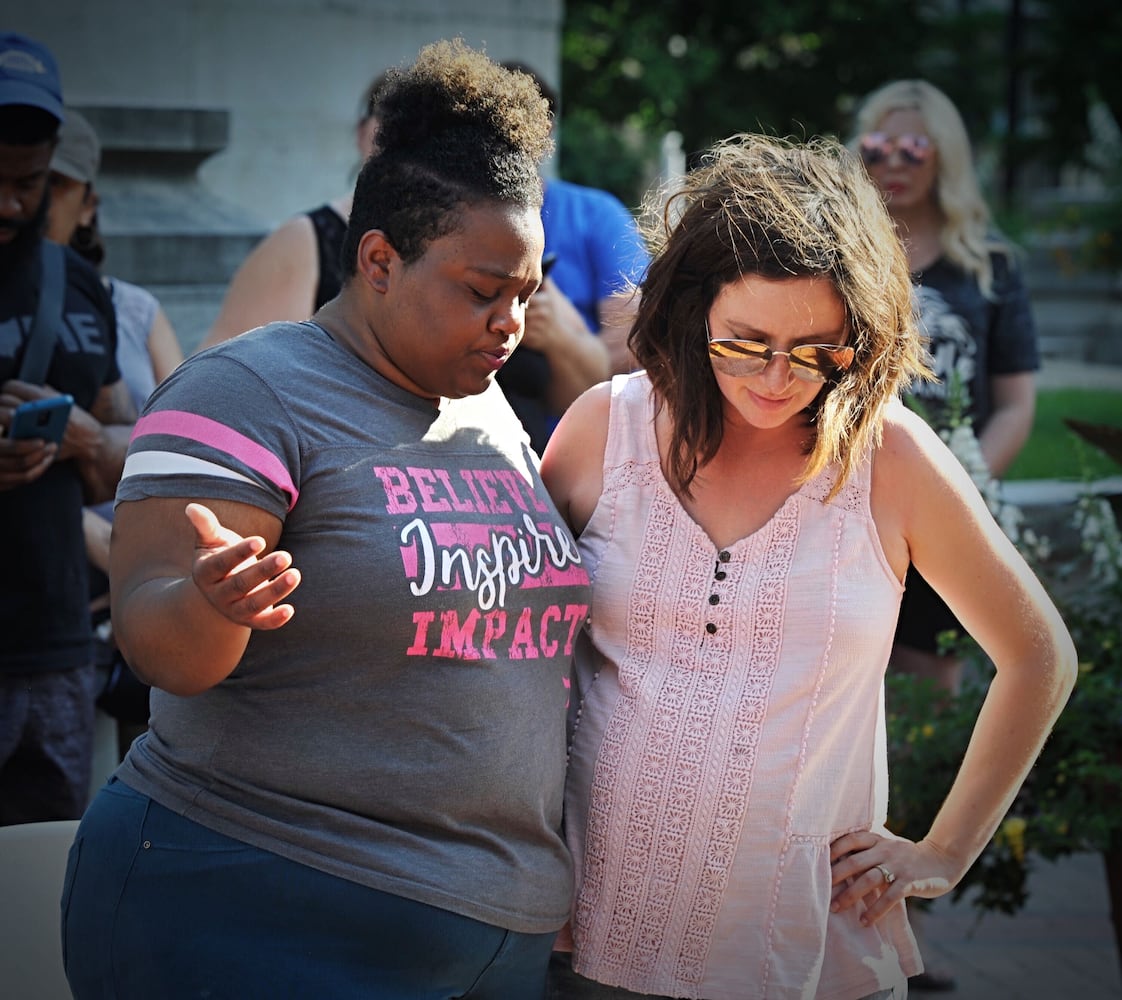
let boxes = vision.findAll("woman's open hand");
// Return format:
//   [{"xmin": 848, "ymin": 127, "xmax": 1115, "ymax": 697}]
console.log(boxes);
[{"xmin": 185, "ymin": 502, "xmax": 301, "ymax": 629}]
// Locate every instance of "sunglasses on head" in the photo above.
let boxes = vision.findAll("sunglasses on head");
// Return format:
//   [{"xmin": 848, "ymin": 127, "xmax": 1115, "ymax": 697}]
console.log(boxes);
[
  {"xmin": 858, "ymin": 132, "xmax": 933, "ymax": 167},
  {"xmin": 707, "ymin": 326, "xmax": 855, "ymax": 384}
]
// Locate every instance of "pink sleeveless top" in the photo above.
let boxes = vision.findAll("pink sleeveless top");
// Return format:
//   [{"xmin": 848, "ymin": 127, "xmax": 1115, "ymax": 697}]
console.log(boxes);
[{"xmin": 565, "ymin": 373, "xmax": 921, "ymax": 999}]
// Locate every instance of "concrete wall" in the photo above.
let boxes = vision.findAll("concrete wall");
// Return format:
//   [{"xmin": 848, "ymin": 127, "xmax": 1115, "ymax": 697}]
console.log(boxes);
[
  {"xmin": 8, "ymin": 0, "xmax": 562, "ymax": 225},
  {"xmin": 7, "ymin": 1, "xmax": 563, "ymax": 348}
]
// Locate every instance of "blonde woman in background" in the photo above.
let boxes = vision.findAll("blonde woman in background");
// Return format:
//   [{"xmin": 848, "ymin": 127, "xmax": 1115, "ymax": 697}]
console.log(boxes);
[{"xmin": 852, "ymin": 80, "xmax": 1039, "ymax": 698}]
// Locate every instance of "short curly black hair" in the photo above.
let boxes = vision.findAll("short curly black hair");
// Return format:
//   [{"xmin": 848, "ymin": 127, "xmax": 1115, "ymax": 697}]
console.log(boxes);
[{"xmin": 341, "ymin": 38, "xmax": 553, "ymax": 273}]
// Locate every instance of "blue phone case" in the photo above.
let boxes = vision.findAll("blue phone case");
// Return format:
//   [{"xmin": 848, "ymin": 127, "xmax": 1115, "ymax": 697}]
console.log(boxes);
[{"xmin": 8, "ymin": 395, "xmax": 74, "ymax": 443}]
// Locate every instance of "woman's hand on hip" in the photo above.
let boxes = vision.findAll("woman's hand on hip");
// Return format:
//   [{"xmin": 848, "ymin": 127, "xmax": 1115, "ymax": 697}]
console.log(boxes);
[{"xmin": 829, "ymin": 829, "xmax": 957, "ymax": 926}]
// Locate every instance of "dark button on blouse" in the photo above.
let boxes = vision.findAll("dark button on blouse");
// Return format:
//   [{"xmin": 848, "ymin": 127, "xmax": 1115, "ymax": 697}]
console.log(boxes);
[
  {"xmin": 718, "ymin": 550, "xmax": 731, "ymax": 563},
  {"xmin": 709, "ymin": 594, "xmax": 720, "ymax": 605},
  {"xmin": 705, "ymin": 622, "xmax": 717, "ymax": 634}
]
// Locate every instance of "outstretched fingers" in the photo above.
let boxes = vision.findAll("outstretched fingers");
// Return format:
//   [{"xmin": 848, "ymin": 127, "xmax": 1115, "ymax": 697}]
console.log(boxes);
[{"xmin": 184, "ymin": 502, "xmax": 301, "ymax": 628}]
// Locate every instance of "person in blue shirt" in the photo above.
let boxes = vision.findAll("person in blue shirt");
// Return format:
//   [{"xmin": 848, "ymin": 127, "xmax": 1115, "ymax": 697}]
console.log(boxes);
[{"xmin": 498, "ymin": 63, "xmax": 650, "ymax": 453}]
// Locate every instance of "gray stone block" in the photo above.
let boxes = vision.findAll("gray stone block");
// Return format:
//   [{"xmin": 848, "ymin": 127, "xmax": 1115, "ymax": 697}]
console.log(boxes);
[
  {"xmin": 73, "ymin": 106, "xmax": 229, "ymax": 159},
  {"xmin": 72, "ymin": 105, "xmax": 266, "ymax": 289}
]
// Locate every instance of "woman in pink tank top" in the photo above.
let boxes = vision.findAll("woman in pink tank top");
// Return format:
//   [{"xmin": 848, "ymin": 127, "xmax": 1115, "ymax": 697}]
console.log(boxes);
[{"xmin": 541, "ymin": 134, "xmax": 1075, "ymax": 1000}]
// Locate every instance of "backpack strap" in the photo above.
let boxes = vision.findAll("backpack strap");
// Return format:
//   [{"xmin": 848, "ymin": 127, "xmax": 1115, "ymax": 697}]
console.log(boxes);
[{"xmin": 18, "ymin": 241, "xmax": 66, "ymax": 385}]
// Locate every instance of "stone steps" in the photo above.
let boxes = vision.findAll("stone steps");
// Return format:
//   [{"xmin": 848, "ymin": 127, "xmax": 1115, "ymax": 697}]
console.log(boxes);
[
  {"xmin": 73, "ymin": 105, "xmax": 267, "ymax": 347},
  {"xmin": 1022, "ymin": 228, "xmax": 1122, "ymax": 363}
]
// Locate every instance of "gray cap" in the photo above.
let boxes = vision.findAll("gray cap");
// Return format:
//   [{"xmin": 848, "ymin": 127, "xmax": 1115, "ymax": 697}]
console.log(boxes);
[{"xmin": 51, "ymin": 108, "xmax": 100, "ymax": 183}]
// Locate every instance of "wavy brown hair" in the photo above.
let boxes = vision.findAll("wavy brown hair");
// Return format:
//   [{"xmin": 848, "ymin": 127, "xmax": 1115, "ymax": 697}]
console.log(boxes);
[{"xmin": 631, "ymin": 133, "xmax": 931, "ymax": 499}]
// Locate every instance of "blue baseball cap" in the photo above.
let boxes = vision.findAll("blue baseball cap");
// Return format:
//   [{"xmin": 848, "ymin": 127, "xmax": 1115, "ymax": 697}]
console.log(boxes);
[{"xmin": 0, "ymin": 32, "xmax": 63, "ymax": 123}]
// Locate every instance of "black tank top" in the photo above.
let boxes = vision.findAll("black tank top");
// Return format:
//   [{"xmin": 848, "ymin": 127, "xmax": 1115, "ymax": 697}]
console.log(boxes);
[{"xmin": 307, "ymin": 204, "xmax": 348, "ymax": 309}]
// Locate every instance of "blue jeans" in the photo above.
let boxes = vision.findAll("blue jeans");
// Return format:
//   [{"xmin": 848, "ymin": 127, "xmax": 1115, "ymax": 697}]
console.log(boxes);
[{"xmin": 63, "ymin": 779, "xmax": 557, "ymax": 999}]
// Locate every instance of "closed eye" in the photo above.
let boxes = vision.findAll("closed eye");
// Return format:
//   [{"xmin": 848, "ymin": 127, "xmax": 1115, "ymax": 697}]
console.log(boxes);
[{"xmin": 468, "ymin": 285, "xmax": 501, "ymax": 303}]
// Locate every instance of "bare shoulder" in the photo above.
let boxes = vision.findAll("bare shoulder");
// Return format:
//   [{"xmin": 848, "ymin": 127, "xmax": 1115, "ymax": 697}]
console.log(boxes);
[
  {"xmin": 875, "ymin": 393, "xmax": 1014, "ymax": 560},
  {"xmin": 877, "ymin": 398, "xmax": 944, "ymax": 463},
  {"xmin": 241, "ymin": 214, "xmax": 319, "ymax": 273},
  {"xmin": 542, "ymin": 380, "xmax": 612, "ymax": 472},
  {"xmin": 870, "ymin": 398, "xmax": 978, "ymax": 578},
  {"xmin": 265, "ymin": 212, "xmax": 318, "ymax": 249},
  {"xmin": 541, "ymin": 380, "xmax": 613, "ymax": 534},
  {"xmin": 873, "ymin": 397, "xmax": 972, "ymax": 491},
  {"xmin": 560, "ymin": 379, "xmax": 613, "ymax": 430},
  {"xmin": 548, "ymin": 380, "xmax": 613, "ymax": 460},
  {"xmin": 199, "ymin": 213, "xmax": 320, "ymax": 350}
]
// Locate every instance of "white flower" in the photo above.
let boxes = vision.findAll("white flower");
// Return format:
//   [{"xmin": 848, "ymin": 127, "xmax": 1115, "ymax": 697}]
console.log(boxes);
[{"xmin": 1074, "ymin": 494, "xmax": 1122, "ymax": 586}]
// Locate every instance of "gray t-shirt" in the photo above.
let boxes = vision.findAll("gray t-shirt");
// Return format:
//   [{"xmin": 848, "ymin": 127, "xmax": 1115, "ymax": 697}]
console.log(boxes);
[{"xmin": 115, "ymin": 321, "xmax": 591, "ymax": 933}]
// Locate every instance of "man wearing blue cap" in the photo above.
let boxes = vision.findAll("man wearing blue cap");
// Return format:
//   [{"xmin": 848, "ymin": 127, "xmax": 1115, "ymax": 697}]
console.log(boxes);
[{"xmin": 0, "ymin": 31, "xmax": 136, "ymax": 825}]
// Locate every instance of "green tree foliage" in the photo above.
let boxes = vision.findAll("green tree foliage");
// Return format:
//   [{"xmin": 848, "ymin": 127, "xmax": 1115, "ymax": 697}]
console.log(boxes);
[
  {"xmin": 558, "ymin": 0, "xmax": 1116, "ymax": 215},
  {"xmin": 559, "ymin": 0, "xmax": 1005, "ymax": 205},
  {"xmin": 1025, "ymin": 0, "xmax": 1122, "ymax": 172}
]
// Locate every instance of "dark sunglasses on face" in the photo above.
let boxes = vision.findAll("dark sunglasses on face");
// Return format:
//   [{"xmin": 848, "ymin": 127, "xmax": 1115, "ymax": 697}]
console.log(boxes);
[
  {"xmin": 708, "ymin": 330, "xmax": 855, "ymax": 384},
  {"xmin": 858, "ymin": 131, "xmax": 933, "ymax": 167}
]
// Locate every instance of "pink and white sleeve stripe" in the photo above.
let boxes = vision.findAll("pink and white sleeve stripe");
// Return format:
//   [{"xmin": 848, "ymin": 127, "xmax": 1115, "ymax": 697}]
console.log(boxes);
[{"xmin": 123, "ymin": 410, "xmax": 299, "ymax": 510}]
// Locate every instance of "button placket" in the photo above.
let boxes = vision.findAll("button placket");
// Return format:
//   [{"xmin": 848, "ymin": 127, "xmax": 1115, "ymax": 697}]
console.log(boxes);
[{"xmin": 704, "ymin": 549, "xmax": 732, "ymax": 635}]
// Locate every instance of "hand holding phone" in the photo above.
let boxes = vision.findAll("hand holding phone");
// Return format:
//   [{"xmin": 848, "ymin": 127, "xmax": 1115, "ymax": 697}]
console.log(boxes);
[{"xmin": 7, "ymin": 395, "xmax": 74, "ymax": 444}]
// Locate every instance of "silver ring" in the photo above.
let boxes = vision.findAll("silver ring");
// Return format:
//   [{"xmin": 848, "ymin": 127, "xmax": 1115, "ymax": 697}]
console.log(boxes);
[{"xmin": 875, "ymin": 863, "xmax": 896, "ymax": 885}]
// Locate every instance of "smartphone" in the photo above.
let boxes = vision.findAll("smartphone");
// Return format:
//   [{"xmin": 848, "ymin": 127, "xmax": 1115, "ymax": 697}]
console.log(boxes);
[
  {"xmin": 541, "ymin": 252, "xmax": 558, "ymax": 279},
  {"xmin": 8, "ymin": 395, "xmax": 74, "ymax": 443}
]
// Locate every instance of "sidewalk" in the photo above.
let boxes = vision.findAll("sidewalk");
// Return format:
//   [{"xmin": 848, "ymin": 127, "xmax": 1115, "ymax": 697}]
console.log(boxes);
[
  {"xmin": 1036, "ymin": 357, "xmax": 1122, "ymax": 392},
  {"xmin": 917, "ymin": 852, "xmax": 1121, "ymax": 998}
]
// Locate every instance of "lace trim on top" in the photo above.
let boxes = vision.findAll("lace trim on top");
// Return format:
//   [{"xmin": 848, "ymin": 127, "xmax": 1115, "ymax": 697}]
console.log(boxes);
[
  {"xmin": 800, "ymin": 459, "xmax": 870, "ymax": 519},
  {"xmin": 574, "ymin": 492, "xmax": 801, "ymax": 990},
  {"xmin": 573, "ymin": 377, "xmax": 816, "ymax": 990},
  {"xmin": 570, "ymin": 376, "xmax": 884, "ymax": 994}
]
